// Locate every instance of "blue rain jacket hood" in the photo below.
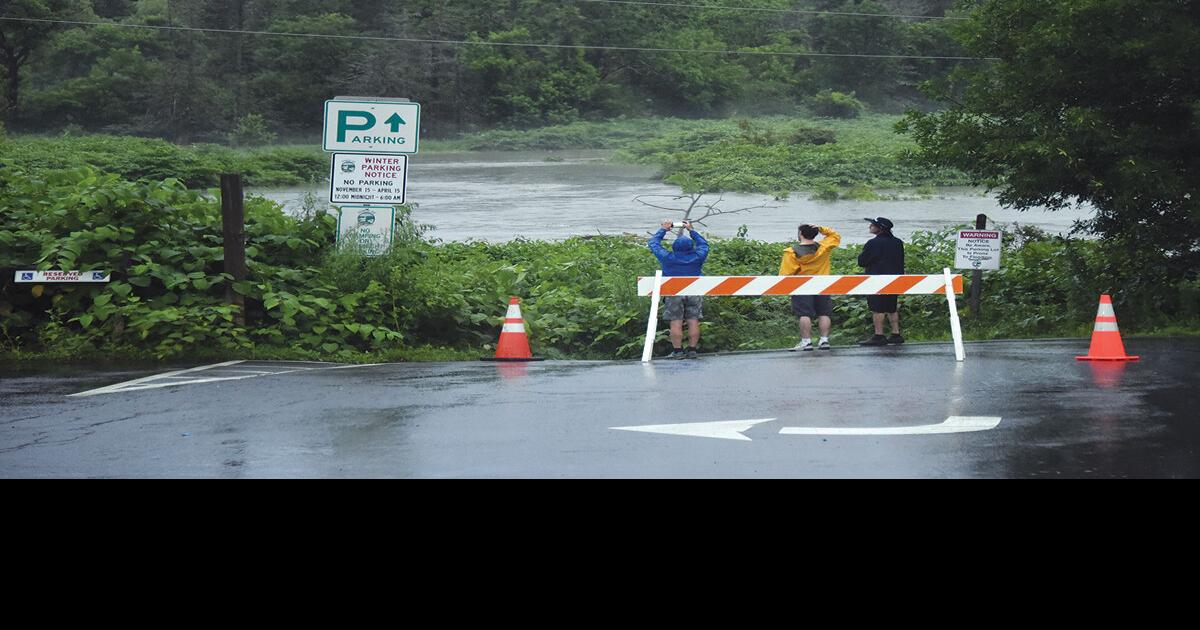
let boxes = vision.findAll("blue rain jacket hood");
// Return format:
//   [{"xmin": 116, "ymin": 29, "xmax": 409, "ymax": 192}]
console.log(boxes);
[{"xmin": 649, "ymin": 229, "xmax": 709, "ymax": 276}]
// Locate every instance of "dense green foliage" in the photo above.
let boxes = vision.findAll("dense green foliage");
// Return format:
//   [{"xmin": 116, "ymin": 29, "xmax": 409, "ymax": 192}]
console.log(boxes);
[
  {"xmin": 0, "ymin": 167, "xmax": 401, "ymax": 358},
  {"xmin": 0, "ymin": 134, "xmax": 327, "ymax": 186},
  {"xmin": 901, "ymin": 0, "xmax": 1200, "ymax": 282},
  {"xmin": 3, "ymin": 0, "xmax": 965, "ymax": 138},
  {"xmin": 0, "ymin": 0, "xmax": 90, "ymax": 121},
  {"xmin": 4, "ymin": 169, "xmax": 1196, "ymax": 362}
]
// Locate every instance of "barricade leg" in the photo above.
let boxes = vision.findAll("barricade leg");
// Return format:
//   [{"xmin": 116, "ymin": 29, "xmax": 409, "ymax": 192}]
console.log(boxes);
[
  {"xmin": 944, "ymin": 267, "xmax": 965, "ymax": 361},
  {"xmin": 642, "ymin": 270, "xmax": 663, "ymax": 363}
]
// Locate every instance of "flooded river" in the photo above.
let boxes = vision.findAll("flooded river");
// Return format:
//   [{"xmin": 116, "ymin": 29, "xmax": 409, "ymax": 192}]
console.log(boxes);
[{"xmin": 252, "ymin": 150, "xmax": 1096, "ymax": 244}]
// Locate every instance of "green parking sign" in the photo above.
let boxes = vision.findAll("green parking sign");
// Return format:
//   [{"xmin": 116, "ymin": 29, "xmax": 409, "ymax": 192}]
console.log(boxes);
[{"xmin": 323, "ymin": 99, "xmax": 420, "ymax": 154}]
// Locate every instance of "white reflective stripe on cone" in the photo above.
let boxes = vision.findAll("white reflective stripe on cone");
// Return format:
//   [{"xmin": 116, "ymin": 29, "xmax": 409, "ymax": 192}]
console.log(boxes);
[
  {"xmin": 1097, "ymin": 303, "xmax": 1116, "ymax": 317},
  {"xmin": 502, "ymin": 323, "xmax": 526, "ymax": 333},
  {"xmin": 1094, "ymin": 322, "xmax": 1120, "ymax": 332},
  {"xmin": 506, "ymin": 305, "xmax": 522, "ymax": 318}
]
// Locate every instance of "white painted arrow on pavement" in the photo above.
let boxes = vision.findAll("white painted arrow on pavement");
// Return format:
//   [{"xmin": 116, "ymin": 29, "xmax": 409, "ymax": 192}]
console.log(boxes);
[
  {"xmin": 779, "ymin": 416, "xmax": 1002, "ymax": 436},
  {"xmin": 611, "ymin": 418, "xmax": 776, "ymax": 441},
  {"xmin": 611, "ymin": 416, "xmax": 1001, "ymax": 441}
]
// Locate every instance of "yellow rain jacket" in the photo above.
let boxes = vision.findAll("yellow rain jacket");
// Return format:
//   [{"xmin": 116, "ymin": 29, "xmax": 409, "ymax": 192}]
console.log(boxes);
[{"xmin": 779, "ymin": 226, "xmax": 841, "ymax": 276}]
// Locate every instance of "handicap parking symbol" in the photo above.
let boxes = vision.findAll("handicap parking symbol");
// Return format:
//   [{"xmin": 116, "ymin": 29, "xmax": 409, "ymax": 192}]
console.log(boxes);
[
  {"xmin": 92, "ymin": 272, "xmax": 106, "ymax": 280},
  {"xmin": 21, "ymin": 272, "xmax": 34, "ymax": 281}
]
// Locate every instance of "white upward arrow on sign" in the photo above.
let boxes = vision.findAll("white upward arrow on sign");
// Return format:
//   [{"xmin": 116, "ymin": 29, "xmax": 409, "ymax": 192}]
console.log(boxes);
[{"xmin": 611, "ymin": 417, "xmax": 1001, "ymax": 441}]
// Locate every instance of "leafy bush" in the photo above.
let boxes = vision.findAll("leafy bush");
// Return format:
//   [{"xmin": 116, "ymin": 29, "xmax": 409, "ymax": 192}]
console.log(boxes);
[
  {"xmin": 806, "ymin": 90, "xmax": 866, "ymax": 119},
  {"xmin": 735, "ymin": 119, "xmax": 836, "ymax": 146},
  {"xmin": 230, "ymin": 114, "xmax": 279, "ymax": 147},
  {"xmin": 0, "ymin": 167, "xmax": 400, "ymax": 358}
]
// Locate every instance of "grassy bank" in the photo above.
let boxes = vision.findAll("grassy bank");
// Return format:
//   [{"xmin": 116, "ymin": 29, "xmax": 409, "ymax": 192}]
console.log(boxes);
[
  {"xmin": 435, "ymin": 114, "xmax": 972, "ymax": 196},
  {"xmin": 3, "ymin": 167, "xmax": 1197, "ymax": 364},
  {"xmin": 2, "ymin": 115, "xmax": 968, "ymax": 194},
  {"xmin": 615, "ymin": 115, "xmax": 972, "ymax": 197}
]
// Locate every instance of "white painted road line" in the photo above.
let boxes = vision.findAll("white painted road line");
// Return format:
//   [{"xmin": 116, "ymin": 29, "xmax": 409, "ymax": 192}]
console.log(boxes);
[
  {"xmin": 612, "ymin": 416, "xmax": 1002, "ymax": 441},
  {"xmin": 68, "ymin": 360, "xmax": 246, "ymax": 397},
  {"xmin": 69, "ymin": 360, "xmax": 388, "ymax": 397}
]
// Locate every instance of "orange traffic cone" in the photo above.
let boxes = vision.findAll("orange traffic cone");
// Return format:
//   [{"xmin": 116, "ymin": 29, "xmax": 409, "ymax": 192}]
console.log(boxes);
[
  {"xmin": 1076, "ymin": 294, "xmax": 1139, "ymax": 362},
  {"xmin": 482, "ymin": 297, "xmax": 544, "ymax": 362}
]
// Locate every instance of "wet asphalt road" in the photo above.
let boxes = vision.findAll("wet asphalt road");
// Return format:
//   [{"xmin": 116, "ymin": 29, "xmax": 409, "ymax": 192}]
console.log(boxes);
[{"xmin": 1, "ymin": 338, "xmax": 1197, "ymax": 478}]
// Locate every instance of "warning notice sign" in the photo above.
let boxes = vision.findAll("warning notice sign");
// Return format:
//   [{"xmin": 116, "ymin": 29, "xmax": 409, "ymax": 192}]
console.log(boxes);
[
  {"xmin": 329, "ymin": 153, "xmax": 408, "ymax": 205},
  {"xmin": 955, "ymin": 230, "xmax": 1002, "ymax": 270}
]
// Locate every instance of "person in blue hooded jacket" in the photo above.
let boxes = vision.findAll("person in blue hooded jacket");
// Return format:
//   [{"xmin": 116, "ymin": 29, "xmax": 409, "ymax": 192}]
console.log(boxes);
[{"xmin": 649, "ymin": 220, "xmax": 710, "ymax": 359}]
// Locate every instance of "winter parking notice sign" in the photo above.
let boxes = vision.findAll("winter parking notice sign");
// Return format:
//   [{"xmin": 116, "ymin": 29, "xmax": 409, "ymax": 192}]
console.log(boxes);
[
  {"xmin": 330, "ymin": 153, "xmax": 408, "ymax": 205},
  {"xmin": 955, "ymin": 230, "xmax": 1002, "ymax": 270}
]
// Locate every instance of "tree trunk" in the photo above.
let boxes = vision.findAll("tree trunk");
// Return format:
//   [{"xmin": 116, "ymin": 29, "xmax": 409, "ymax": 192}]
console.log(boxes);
[{"xmin": 4, "ymin": 57, "xmax": 20, "ymax": 125}]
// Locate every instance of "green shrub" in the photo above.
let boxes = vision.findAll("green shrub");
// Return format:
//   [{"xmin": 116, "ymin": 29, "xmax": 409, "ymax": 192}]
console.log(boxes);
[
  {"xmin": 230, "ymin": 114, "xmax": 278, "ymax": 147},
  {"xmin": 806, "ymin": 90, "xmax": 866, "ymax": 119},
  {"xmin": 810, "ymin": 186, "xmax": 840, "ymax": 201},
  {"xmin": 0, "ymin": 167, "xmax": 399, "ymax": 358}
]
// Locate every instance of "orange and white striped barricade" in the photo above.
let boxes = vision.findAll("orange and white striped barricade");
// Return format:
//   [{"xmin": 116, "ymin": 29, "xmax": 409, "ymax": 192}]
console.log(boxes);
[{"xmin": 638, "ymin": 269, "xmax": 966, "ymax": 362}]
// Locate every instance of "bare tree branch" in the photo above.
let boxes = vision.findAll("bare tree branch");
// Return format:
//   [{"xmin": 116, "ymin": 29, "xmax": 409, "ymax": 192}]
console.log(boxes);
[{"xmin": 635, "ymin": 191, "xmax": 779, "ymax": 234}]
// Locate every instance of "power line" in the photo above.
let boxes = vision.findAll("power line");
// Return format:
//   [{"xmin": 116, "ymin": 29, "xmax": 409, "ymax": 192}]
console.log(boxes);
[
  {"xmin": 575, "ymin": 0, "xmax": 970, "ymax": 21},
  {"xmin": 0, "ymin": 16, "xmax": 995, "ymax": 61}
]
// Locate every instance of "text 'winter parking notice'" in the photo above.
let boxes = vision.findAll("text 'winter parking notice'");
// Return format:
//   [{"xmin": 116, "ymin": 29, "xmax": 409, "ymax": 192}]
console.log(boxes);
[{"xmin": 329, "ymin": 153, "xmax": 408, "ymax": 205}]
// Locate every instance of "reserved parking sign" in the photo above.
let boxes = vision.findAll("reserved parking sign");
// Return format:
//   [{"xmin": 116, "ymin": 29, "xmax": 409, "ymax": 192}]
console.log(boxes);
[{"xmin": 15, "ymin": 270, "xmax": 110, "ymax": 283}]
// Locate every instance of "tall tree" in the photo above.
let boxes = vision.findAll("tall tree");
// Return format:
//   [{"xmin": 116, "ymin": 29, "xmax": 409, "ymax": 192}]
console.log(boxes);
[
  {"xmin": 249, "ymin": 11, "xmax": 358, "ymax": 131},
  {"xmin": 0, "ymin": 0, "xmax": 90, "ymax": 124},
  {"xmin": 901, "ymin": 0, "xmax": 1200, "ymax": 280},
  {"xmin": 807, "ymin": 0, "xmax": 908, "ymax": 103}
]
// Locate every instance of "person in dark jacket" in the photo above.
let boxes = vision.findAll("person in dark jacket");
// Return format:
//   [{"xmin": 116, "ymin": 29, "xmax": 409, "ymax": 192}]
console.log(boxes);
[
  {"xmin": 649, "ymin": 220, "xmax": 710, "ymax": 359},
  {"xmin": 857, "ymin": 217, "xmax": 905, "ymax": 346}
]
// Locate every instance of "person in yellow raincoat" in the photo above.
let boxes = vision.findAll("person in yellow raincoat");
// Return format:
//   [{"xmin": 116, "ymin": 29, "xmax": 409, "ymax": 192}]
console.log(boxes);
[{"xmin": 779, "ymin": 224, "xmax": 841, "ymax": 351}]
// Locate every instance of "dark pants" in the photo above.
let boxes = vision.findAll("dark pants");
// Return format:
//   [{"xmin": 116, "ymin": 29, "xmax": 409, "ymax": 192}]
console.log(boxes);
[{"xmin": 867, "ymin": 295, "xmax": 899, "ymax": 314}]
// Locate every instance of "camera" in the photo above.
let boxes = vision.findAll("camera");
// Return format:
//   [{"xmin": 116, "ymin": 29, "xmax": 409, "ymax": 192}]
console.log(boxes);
[{"xmin": 671, "ymin": 222, "xmax": 690, "ymax": 228}]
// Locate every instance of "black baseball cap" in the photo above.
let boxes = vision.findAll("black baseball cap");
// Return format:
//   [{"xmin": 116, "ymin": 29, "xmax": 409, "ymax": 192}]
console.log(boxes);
[{"xmin": 864, "ymin": 217, "xmax": 894, "ymax": 230}]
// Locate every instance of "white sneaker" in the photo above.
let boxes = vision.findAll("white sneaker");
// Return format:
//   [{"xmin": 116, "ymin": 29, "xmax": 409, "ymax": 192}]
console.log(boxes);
[{"xmin": 790, "ymin": 340, "xmax": 813, "ymax": 352}]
